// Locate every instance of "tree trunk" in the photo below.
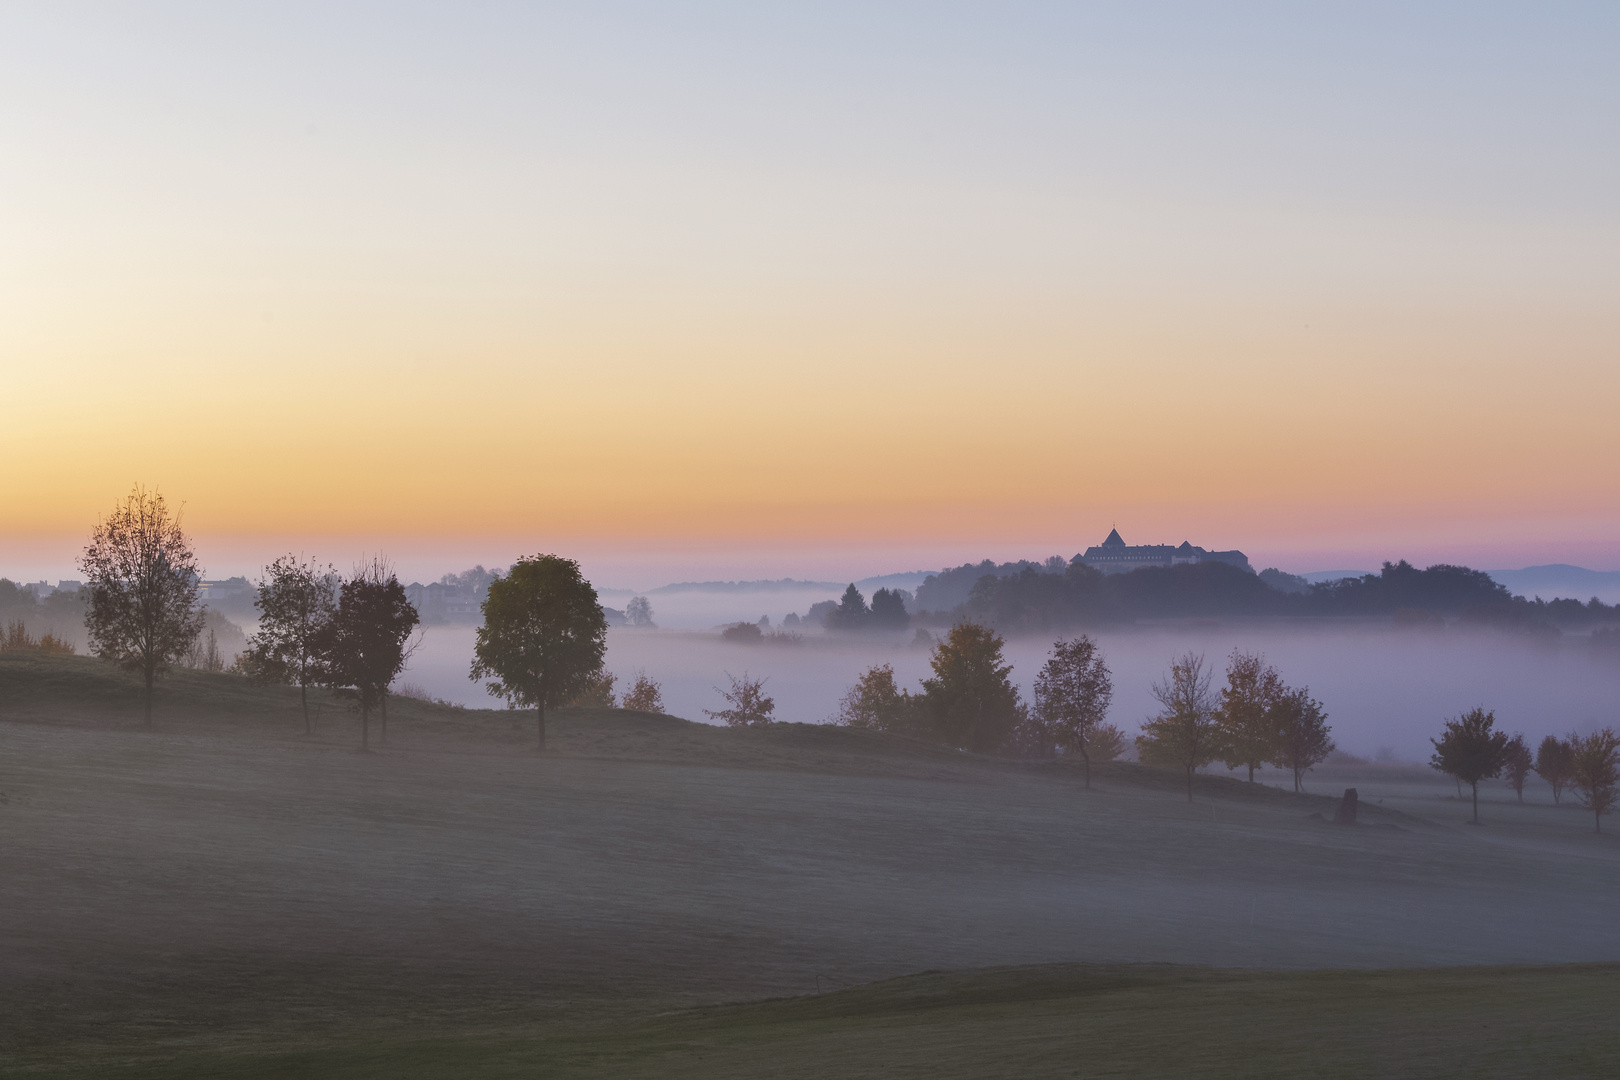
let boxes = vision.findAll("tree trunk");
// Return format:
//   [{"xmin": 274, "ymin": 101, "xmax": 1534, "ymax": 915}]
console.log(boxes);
[
  {"xmin": 1082, "ymin": 750, "xmax": 1091, "ymax": 790},
  {"xmin": 1471, "ymin": 781, "xmax": 1479, "ymax": 823},
  {"xmin": 537, "ymin": 702, "xmax": 547, "ymax": 752},
  {"xmin": 1248, "ymin": 763, "xmax": 1255, "ymax": 783},
  {"xmin": 300, "ymin": 681, "xmax": 311, "ymax": 735},
  {"xmin": 143, "ymin": 663, "xmax": 154, "ymax": 727},
  {"xmin": 380, "ymin": 693, "xmax": 388, "ymax": 744},
  {"xmin": 1185, "ymin": 765, "xmax": 1194, "ymax": 802},
  {"xmin": 361, "ymin": 703, "xmax": 370, "ymax": 751},
  {"xmin": 1293, "ymin": 767, "xmax": 1302, "ymax": 793}
]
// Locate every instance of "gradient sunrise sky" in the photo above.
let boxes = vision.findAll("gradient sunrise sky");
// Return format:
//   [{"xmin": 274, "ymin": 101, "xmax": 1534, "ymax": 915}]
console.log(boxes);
[{"xmin": 3, "ymin": 3, "xmax": 1617, "ymax": 586}]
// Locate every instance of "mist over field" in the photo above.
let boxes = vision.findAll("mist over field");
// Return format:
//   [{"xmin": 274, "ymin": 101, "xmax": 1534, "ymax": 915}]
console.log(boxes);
[{"xmin": 399, "ymin": 621, "xmax": 1620, "ymax": 763}]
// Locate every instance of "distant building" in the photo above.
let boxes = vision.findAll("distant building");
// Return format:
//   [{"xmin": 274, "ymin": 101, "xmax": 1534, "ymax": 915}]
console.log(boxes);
[
  {"xmin": 1077, "ymin": 529, "xmax": 1253, "ymax": 575},
  {"xmin": 404, "ymin": 580, "xmax": 483, "ymax": 623}
]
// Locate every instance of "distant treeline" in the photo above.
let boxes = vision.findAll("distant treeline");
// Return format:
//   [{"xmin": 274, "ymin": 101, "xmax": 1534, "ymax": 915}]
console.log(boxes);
[
  {"xmin": 916, "ymin": 558, "xmax": 1620, "ymax": 636},
  {"xmin": 0, "ymin": 580, "xmax": 87, "ymax": 651}
]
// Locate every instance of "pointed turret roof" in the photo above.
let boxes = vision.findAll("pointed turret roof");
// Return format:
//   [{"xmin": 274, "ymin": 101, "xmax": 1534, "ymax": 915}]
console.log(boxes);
[{"xmin": 1102, "ymin": 528, "xmax": 1125, "ymax": 547}]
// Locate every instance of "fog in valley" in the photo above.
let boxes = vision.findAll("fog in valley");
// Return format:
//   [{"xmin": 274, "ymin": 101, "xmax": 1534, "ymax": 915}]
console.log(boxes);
[{"xmin": 400, "ymin": 612, "xmax": 1620, "ymax": 765}]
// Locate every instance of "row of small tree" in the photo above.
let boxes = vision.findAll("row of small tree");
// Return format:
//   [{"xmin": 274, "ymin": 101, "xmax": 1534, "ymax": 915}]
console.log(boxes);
[
  {"xmin": 1430, "ymin": 708, "xmax": 1619, "ymax": 831},
  {"xmin": 830, "ymin": 624, "xmax": 1336, "ymax": 800},
  {"xmin": 1137, "ymin": 651, "xmax": 1335, "ymax": 801}
]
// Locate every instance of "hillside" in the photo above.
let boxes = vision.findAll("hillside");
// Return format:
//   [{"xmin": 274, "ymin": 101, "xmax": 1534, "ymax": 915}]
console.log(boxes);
[{"xmin": 2, "ymin": 652, "xmax": 1617, "ymax": 1076}]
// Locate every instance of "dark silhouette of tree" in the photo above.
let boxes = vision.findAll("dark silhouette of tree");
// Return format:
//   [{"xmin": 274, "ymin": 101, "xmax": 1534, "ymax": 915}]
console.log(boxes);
[
  {"xmin": 827, "ymin": 584, "xmax": 871, "ymax": 631},
  {"xmin": 625, "ymin": 596, "xmax": 655, "ymax": 628},
  {"xmin": 1137, "ymin": 652, "xmax": 1218, "ymax": 801},
  {"xmin": 1429, "ymin": 707, "xmax": 1511, "ymax": 824},
  {"xmin": 919, "ymin": 621, "xmax": 1024, "ymax": 752},
  {"xmin": 1215, "ymin": 650, "xmax": 1284, "ymax": 782},
  {"xmin": 1500, "ymin": 734, "xmax": 1533, "ymax": 803},
  {"xmin": 621, "ymin": 671, "xmax": 664, "ymax": 713},
  {"xmin": 470, "ymin": 554, "xmax": 608, "ymax": 752},
  {"xmin": 1568, "ymin": 728, "xmax": 1620, "ymax": 833},
  {"xmin": 833, "ymin": 663, "xmax": 912, "ymax": 731},
  {"xmin": 1268, "ymin": 687, "xmax": 1334, "ymax": 793},
  {"xmin": 242, "ymin": 554, "xmax": 336, "ymax": 734},
  {"xmin": 79, "ymin": 486, "xmax": 205, "ymax": 726},
  {"xmin": 320, "ymin": 560, "xmax": 419, "ymax": 750},
  {"xmin": 721, "ymin": 621, "xmax": 764, "ymax": 643},
  {"xmin": 870, "ymin": 588, "xmax": 910, "ymax": 631},
  {"xmin": 1534, "ymin": 735, "xmax": 1575, "ymax": 805},
  {"xmin": 705, "ymin": 671, "xmax": 774, "ymax": 727},
  {"xmin": 1032, "ymin": 636, "xmax": 1114, "ymax": 787}
]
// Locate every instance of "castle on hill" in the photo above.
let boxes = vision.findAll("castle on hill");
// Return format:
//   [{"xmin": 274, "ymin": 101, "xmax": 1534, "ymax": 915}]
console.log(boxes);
[{"xmin": 1077, "ymin": 529, "xmax": 1253, "ymax": 575}]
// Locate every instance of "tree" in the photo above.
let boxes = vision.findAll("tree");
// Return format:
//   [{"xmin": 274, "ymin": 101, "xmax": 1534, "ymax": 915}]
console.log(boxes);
[
  {"xmin": 826, "ymin": 584, "xmax": 871, "ymax": 631},
  {"xmin": 470, "ymin": 554, "xmax": 608, "ymax": 752},
  {"xmin": 1500, "ymin": 734, "xmax": 1533, "ymax": 803},
  {"xmin": 1136, "ymin": 652, "xmax": 1218, "ymax": 802},
  {"xmin": 833, "ymin": 663, "xmax": 912, "ymax": 731},
  {"xmin": 705, "ymin": 672, "xmax": 774, "ymax": 727},
  {"xmin": 1429, "ymin": 707, "xmax": 1511, "ymax": 824},
  {"xmin": 625, "ymin": 596, "xmax": 655, "ymax": 628},
  {"xmin": 870, "ymin": 588, "xmax": 910, "ymax": 631},
  {"xmin": 79, "ymin": 486, "xmax": 206, "ymax": 726},
  {"xmin": 918, "ymin": 621, "xmax": 1024, "ymax": 752},
  {"xmin": 1535, "ymin": 735, "xmax": 1575, "ymax": 805},
  {"xmin": 1567, "ymin": 728, "xmax": 1620, "ymax": 833},
  {"xmin": 568, "ymin": 668, "xmax": 617, "ymax": 707},
  {"xmin": 621, "ymin": 671, "xmax": 664, "ymax": 713},
  {"xmin": 1032, "ymin": 636, "xmax": 1114, "ymax": 788},
  {"xmin": 1215, "ymin": 650, "xmax": 1284, "ymax": 782},
  {"xmin": 1268, "ymin": 686, "xmax": 1334, "ymax": 793},
  {"xmin": 1088, "ymin": 723, "xmax": 1127, "ymax": 763},
  {"xmin": 320, "ymin": 560, "xmax": 420, "ymax": 750},
  {"xmin": 242, "ymin": 555, "xmax": 337, "ymax": 734}
]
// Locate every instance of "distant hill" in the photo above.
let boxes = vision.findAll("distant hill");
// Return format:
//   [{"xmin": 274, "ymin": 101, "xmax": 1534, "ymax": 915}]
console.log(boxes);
[{"xmin": 1488, "ymin": 564, "xmax": 1620, "ymax": 602}]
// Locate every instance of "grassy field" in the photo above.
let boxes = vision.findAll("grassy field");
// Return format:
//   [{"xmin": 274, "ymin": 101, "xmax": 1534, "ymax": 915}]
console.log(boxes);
[{"xmin": 2, "ymin": 652, "xmax": 1617, "ymax": 1076}]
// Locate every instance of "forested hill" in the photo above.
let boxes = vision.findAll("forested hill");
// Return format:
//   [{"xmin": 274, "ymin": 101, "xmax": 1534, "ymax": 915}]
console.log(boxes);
[{"xmin": 921, "ymin": 558, "xmax": 1620, "ymax": 635}]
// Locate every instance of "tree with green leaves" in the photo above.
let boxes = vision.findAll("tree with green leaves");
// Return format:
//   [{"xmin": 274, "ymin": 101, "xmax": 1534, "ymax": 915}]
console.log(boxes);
[
  {"xmin": 919, "ymin": 621, "xmax": 1024, "ymax": 752},
  {"xmin": 1137, "ymin": 652, "xmax": 1220, "ymax": 801},
  {"xmin": 470, "ymin": 554, "xmax": 607, "ymax": 752},
  {"xmin": 242, "ymin": 554, "xmax": 337, "ymax": 734},
  {"xmin": 1268, "ymin": 686, "xmax": 1334, "ymax": 793},
  {"xmin": 320, "ymin": 560, "xmax": 420, "ymax": 750},
  {"xmin": 1215, "ymin": 650, "xmax": 1284, "ymax": 783},
  {"xmin": 1032, "ymin": 636, "xmax": 1114, "ymax": 787},
  {"xmin": 1534, "ymin": 735, "xmax": 1574, "ymax": 805},
  {"xmin": 1429, "ymin": 707, "xmax": 1511, "ymax": 824},
  {"xmin": 79, "ymin": 486, "xmax": 206, "ymax": 726},
  {"xmin": 1567, "ymin": 728, "xmax": 1619, "ymax": 833}
]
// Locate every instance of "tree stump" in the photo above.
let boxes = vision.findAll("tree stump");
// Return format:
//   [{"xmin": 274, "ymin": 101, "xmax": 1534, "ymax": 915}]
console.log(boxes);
[{"xmin": 1333, "ymin": 787, "xmax": 1358, "ymax": 825}]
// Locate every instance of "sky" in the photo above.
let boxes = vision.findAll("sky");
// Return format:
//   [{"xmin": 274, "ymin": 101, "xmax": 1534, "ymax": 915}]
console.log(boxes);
[{"xmin": 3, "ymin": 3, "xmax": 1618, "ymax": 588}]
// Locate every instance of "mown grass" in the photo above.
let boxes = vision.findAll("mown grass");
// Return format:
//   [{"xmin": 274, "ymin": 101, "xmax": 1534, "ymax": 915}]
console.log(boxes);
[{"xmin": 11, "ymin": 963, "xmax": 1618, "ymax": 1079}]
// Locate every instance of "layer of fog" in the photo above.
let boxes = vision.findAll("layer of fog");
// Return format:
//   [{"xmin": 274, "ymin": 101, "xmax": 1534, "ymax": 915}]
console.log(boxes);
[
  {"xmin": 596, "ymin": 584, "xmax": 850, "ymax": 630},
  {"xmin": 398, "ymin": 622, "xmax": 1620, "ymax": 763}
]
